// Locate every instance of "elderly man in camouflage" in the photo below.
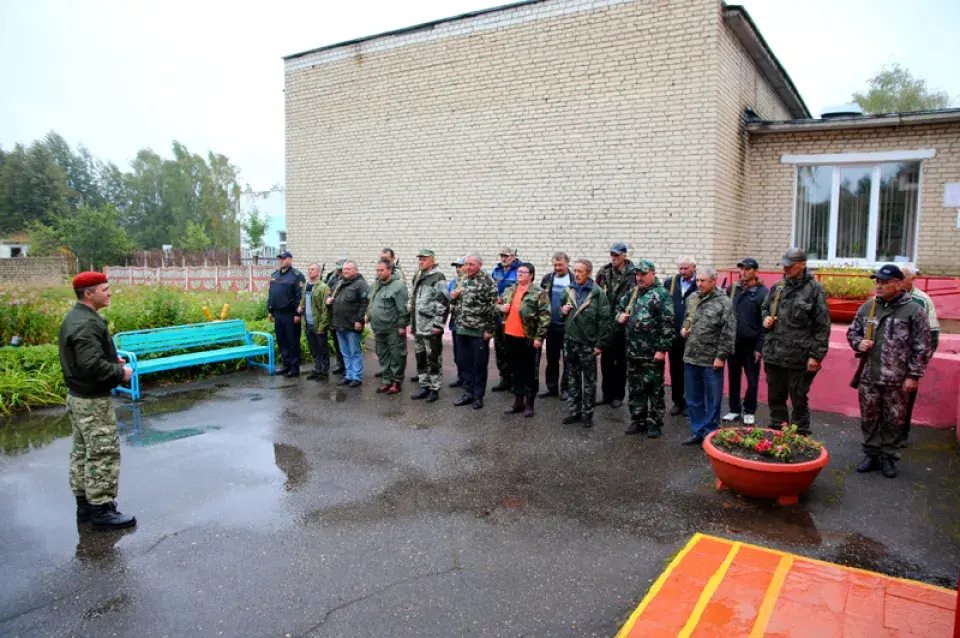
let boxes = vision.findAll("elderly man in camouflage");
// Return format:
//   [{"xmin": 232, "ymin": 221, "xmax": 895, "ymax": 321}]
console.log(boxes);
[
  {"xmin": 761, "ymin": 248, "xmax": 831, "ymax": 435},
  {"xmin": 561, "ymin": 259, "xmax": 612, "ymax": 428},
  {"xmin": 679, "ymin": 267, "xmax": 737, "ymax": 445},
  {"xmin": 596, "ymin": 242, "xmax": 636, "ymax": 408},
  {"xmin": 499, "ymin": 262, "xmax": 551, "ymax": 417},
  {"xmin": 847, "ymin": 264, "xmax": 930, "ymax": 479},
  {"xmin": 450, "ymin": 252, "xmax": 498, "ymax": 409},
  {"xmin": 897, "ymin": 264, "xmax": 940, "ymax": 450},
  {"xmin": 617, "ymin": 259, "xmax": 675, "ymax": 439},
  {"xmin": 409, "ymin": 249, "xmax": 449, "ymax": 403},
  {"xmin": 59, "ymin": 271, "xmax": 137, "ymax": 530}
]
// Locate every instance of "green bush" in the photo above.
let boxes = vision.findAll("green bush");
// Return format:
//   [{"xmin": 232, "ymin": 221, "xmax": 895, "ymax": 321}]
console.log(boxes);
[
  {"xmin": 0, "ymin": 345, "xmax": 67, "ymax": 414},
  {"xmin": 815, "ymin": 267, "xmax": 875, "ymax": 298}
]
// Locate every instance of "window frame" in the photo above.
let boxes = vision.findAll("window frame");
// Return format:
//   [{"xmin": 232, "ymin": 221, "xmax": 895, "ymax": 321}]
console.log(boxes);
[{"xmin": 783, "ymin": 150, "xmax": 933, "ymax": 268}]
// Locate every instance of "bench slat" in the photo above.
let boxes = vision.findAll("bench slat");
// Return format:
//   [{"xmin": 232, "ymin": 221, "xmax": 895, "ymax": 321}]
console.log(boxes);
[
  {"xmin": 115, "ymin": 320, "xmax": 249, "ymax": 354},
  {"xmin": 136, "ymin": 344, "xmax": 270, "ymax": 373}
]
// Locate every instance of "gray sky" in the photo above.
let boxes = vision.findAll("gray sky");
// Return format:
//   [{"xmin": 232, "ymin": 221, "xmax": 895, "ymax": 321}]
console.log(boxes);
[{"xmin": 1, "ymin": 0, "xmax": 956, "ymax": 190}]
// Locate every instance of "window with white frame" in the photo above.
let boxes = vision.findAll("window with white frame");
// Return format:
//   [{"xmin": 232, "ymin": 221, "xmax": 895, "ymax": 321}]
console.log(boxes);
[{"xmin": 787, "ymin": 150, "xmax": 930, "ymax": 265}]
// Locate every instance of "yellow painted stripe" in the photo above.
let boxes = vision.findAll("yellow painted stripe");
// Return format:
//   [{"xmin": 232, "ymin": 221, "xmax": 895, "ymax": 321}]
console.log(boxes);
[
  {"xmin": 677, "ymin": 542, "xmax": 742, "ymax": 637},
  {"xmin": 615, "ymin": 533, "xmax": 703, "ymax": 638},
  {"xmin": 749, "ymin": 555, "xmax": 794, "ymax": 637}
]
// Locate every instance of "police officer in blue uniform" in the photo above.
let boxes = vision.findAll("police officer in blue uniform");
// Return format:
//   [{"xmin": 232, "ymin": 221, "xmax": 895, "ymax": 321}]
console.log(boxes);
[{"xmin": 268, "ymin": 250, "xmax": 306, "ymax": 377}]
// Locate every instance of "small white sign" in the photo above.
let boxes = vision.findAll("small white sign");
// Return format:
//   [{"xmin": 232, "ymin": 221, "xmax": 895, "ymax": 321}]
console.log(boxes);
[{"xmin": 944, "ymin": 182, "xmax": 960, "ymax": 208}]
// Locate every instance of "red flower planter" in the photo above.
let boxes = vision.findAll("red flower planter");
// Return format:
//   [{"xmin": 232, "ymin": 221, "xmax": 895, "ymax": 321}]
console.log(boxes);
[
  {"xmin": 703, "ymin": 429, "xmax": 830, "ymax": 505},
  {"xmin": 826, "ymin": 296, "xmax": 869, "ymax": 323}
]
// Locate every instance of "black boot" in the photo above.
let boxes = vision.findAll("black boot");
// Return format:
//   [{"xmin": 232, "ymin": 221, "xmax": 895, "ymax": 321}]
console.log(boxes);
[
  {"xmin": 856, "ymin": 454, "xmax": 880, "ymax": 473},
  {"xmin": 624, "ymin": 421, "xmax": 646, "ymax": 436},
  {"xmin": 562, "ymin": 414, "xmax": 582, "ymax": 425},
  {"xmin": 76, "ymin": 495, "xmax": 92, "ymax": 523},
  {"xmin": 426, "ymin": 390, "xmax": 439, "ymax": 403},
  {"xmin": 90, "ymin": 502, "xmax": 137, "ymax": 531},
  {"xmin": 880, "ymin": 457, "xmax": 898, "ymax": 479},
  {"xmin": 505, "ymin": 394, "xmax": 524, "ymax": 414},
  {"xmin": 490, "ymin": 379, "xmax": 511, "ymax": 393},
  {"xmin": 581, "ymin": 414, "xmax": 594, "ymax": 428},
  {"xmin": 410, "ymin": 388, "xmax": 429, "ymax": 400},
  {"xmin": 523, "ymin": 396, "xmax": 535, "ymax": 418}
]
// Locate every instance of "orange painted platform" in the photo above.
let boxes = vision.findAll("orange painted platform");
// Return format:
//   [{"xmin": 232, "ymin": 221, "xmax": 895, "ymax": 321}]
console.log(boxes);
[{"xmin": 617, "ymin": 533, "xmax": 957, "ymax": 638}]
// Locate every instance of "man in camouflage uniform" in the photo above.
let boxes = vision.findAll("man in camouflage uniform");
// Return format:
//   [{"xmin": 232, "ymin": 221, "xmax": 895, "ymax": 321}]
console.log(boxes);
[
  {"xmin": 617, "ymin": 259, "xmax": 674, "ymax": 438},
  {"xmin": 409, "ymin": 249, "xmax": 449, "ymax": 403},
  {"xmin": 680, "ymin": 267, "xmax": 737, "ymax": 445},
  {"xmin": 761, "ymin": 248, "xmax": 831, "ymax": 434},
  {"xmin": 369, "ymin": 258, "xmax": 409, "ymax": 394},
  {"xmin": 561, "ymin": 259, "xmax": 612, "ymax": 428},
  {"xmin": 59, "ymin": 271, "xmax": 137, "ymax": 530},
  {"xmin": 450, "ymin": 252, "xmax": 498, "ymax": 409},
  {"xmin": 848, "ymin": 264, "xmax": 930, "ymax": 479},
  {"xmin": 596, "ymin": 242, "xmax": 636, "ymax": 408},
  {"xmin": 325, "ymin": 258, "xmax": 347, "ymax": 375}
]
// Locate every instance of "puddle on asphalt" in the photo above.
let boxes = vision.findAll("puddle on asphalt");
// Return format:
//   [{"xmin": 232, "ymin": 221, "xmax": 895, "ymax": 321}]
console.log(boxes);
[
  {"xmin": 274, "ymin": 442, "xmax": 310, "ymax": 491},
  {"xmin": 0, "ymin": 412, "xmax": 72, "ymax": 456},
  {"xmin": 115, "ymin": 404, "xmax": 221, "ymax": 447},
  {"xmin": 318, "ymin": 391, "xmax": 348, "ymax": 403}
]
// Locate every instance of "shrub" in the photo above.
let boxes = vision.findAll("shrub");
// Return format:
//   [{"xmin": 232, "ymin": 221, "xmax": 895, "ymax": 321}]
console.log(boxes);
[
  {"xmin": 0, "ymin": 345, "xmax": 67, "ymax": 414},
  {"xmin": 815, "ymin": 267, "xmax": 875, "ymax": 298}
]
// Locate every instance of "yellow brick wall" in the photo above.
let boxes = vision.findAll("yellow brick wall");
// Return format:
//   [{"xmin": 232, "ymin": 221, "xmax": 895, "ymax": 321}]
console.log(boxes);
[{"xmin": 746, "ymin": 124, "xmax": 960, "ymax": 275}]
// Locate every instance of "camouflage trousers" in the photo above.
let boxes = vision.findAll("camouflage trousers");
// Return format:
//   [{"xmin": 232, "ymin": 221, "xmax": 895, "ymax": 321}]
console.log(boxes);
[
  {"xmin": 414, "ymin": 333, "xmax": 443, "ymax": 390},
  {"xmin": 564, "ymin": 340, "xmax": 597, "ymax": 417},
  {"xmin": 67, "ymin": 395, "xmax": 121, "ymax": 505},
  {"xmin": 627, "ymin": 358, "xmax": 666, "ymax": 430},
  {"xmin": 858, "ymin": 382, "xmax": 907, "ymax": 459}
]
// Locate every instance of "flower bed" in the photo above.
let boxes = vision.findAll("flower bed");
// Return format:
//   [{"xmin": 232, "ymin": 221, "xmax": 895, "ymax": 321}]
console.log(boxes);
[{"xmin": 711, "ymin": 425, "xmax": 823, "ymax": 464}]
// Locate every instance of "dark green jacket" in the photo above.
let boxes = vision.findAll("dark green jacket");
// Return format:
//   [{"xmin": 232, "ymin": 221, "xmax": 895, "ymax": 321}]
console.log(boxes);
[
  {"xmin": 369, "ymin": 276, "xmax": 410, "ymax": 333},
  {"xmin": 617, "ymin": 278, "xmax": 675, "ymax": 358},
  {"xmin": 501, "ymin": 283, "xmax": 550, "ymax": 341},
  {"xmin": 761, "ymin": 271, "xmax": 831, "ymax": 369},
  {"xmin": 330, "ymin": 274, "xmax": 370, "ymax": 333},
  {"xmin": 561, "ymin": 282, "xmax": 612, "ymax": 348},
  {"xmin": 58, "ymin": 303, "xmax": 124, "ymax": 398}
]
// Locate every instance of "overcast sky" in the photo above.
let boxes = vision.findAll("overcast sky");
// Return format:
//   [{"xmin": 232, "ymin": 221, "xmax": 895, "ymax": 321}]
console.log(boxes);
[{"xmin": 1, "ymin": 0, "xmax": 957, "ymax": 190}]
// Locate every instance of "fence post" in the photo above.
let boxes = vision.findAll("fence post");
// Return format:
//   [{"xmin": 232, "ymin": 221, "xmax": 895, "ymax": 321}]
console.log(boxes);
[
  {"xmin": 215, "ymin": 265, "xmax": 221, "ymax": 292},
  {"xmin": 156, "ymin": 267, "xmax": 161, "ymax": 287},
  {"xmin": 129, "ymin": 267, "xmax": 134, "ymax": 285},
  {"xmin": 185, "ymin": 266, "xmax": 190, "ymax": 291},
  {"xmin": 249, "ymin": 264, "xmax": 254, "ymax": 291}
]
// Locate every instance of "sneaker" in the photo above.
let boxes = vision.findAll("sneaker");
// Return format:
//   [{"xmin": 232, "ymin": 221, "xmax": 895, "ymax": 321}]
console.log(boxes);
[
  {"xmin": 742, "ymin": 414, "xmax": 755, "ymax": 426},
  {"xmin": 722, "ymin": 412, "xmax": 741, "ymax": 422},
  {"xmin": 312, "ymin": 373, "xmax": 329, "ymax": 382}
]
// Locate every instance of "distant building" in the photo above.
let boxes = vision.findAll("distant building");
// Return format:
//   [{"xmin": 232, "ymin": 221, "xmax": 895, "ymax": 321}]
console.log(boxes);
[{"xmin": 0, "ymin": 233, "xmax": 30, "ymax": 258}]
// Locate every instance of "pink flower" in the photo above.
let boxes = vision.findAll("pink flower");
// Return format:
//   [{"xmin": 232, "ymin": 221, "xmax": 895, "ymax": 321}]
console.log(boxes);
[{"xmin": 745, "ymin": 427, "xmax": 754, "ymax": 434}]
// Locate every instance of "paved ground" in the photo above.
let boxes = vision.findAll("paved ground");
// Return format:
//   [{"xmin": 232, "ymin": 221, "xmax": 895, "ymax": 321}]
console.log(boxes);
[{"xmin": 1, "ymin": 346, "xmax": 958, "ymax": 637}]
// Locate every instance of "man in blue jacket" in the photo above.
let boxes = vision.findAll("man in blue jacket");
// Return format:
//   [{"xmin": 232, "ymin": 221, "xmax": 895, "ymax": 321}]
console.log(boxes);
[
  {"xmin": 268, "ymin": 250, "xmax": 306, "ymax": 377},
  {"xmin": 490, "ymin": 246, "xmax": 520, "ymax": 393}
]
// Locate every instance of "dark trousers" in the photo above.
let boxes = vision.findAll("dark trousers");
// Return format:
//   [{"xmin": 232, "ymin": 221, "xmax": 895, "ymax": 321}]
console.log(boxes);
[
  {"xmin": 600, "ymin": 329, "xmax": 627, "ymax": 402},
  {"xmin": 898, "ymin": 386, "xmax": 919, "ymax": 444},
  {"xmin": 305, "ymin": 324, "xmax": 330, "ymax": 374},
  {"xmin": 457, "ymin": 333, "xmax": 490, "ymax": 399},
  {"xmin": 765, "ymin": 362, "xmax": 817, "ymax": 433},
  {"xmin": 727, "ymin": 338, "xmax": 761, "ymax": 414},
  {"xmin": 504, "ymin": 334, "xmax": 538, "ymax": 398},
  {"xmin": 451, "ymin": 328, "xmax": 463, "ymax": 382},
  {"xmin": 668, "ymin": 336, "xmax": 687, "ymax": 407},
  {"xmin": 543, "ymin": 323, "xmax": 567, "ymax": 393},
  {"xmin": 330, "ymin": 330, "xmax": 346, "ymax": 371},
  {"xmin": 494, "ymin": 323, "xmax": 511, "ymax": 386},
  {"xmin": 859, "ymin": 382, "xmax": 907, "ymax": 459},
  {"xmin": 274, "ymin": 312, "xmax": 301, "ymax": 369}
]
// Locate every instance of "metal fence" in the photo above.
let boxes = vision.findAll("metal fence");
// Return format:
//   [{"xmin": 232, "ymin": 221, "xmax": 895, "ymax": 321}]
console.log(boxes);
[{"xmin": 105, "ymin": 265, "xmax": 275, "ymax": 292}]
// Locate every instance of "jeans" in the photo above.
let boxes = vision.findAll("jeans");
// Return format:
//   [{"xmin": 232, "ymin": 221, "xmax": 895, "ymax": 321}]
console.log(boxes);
[
  {"xmin": 685, "ymin": 363, "xmax": 724, "ymax": 437},
  {"xmin": 727, "ymin": 338, "xmax": 760, "ymax": 414},
  {"xmin": 456, "ymin": 333, "xmax": 490, "ymax": 399},
  {"xmin": 336, "ymin": 330, "xmax": 363, "ymax": 381}
]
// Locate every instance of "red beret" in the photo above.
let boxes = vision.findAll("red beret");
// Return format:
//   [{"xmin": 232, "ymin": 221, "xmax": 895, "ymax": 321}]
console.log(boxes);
[{"xmin": 72, "ymin": 271, "xmax": 108, "ymax": 289}]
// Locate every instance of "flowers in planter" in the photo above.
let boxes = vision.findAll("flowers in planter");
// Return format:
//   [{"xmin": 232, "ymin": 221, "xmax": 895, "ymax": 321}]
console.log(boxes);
[
  {"xmin": 712, "ymin": 424, "xmax": 823, "ymax": 463},
  {"xmin": 815, "ymin": 267, "xmax": 874, "ymax": 298}
]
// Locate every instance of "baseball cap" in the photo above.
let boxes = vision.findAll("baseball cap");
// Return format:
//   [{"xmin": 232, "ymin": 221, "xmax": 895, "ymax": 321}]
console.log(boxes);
[
  {"xmin": 451, "ymin": 255, "xmax": 466, "ymax": 267},
  {"xmin": 417, "ymin": 249, "xmax": 436, "ymax": 258},
  {"xmin": 635, "ymin": 258, "xmax": 656, "ymax": 273},
  {"xmin": 610, "ymin": 242, "xmax": 629, "ymax": 255},
  {"xmin": 779, "ymin": 247, "xmax": 807, "ymax": 267},
  {"xmin": 870, "ymin": 264, "xmax": 905, "ymax": 281},
  {"xmin": 499, "ymin": 246, "xmax": 517, "ymax": 257},
  {"xmin": 737, "ymin": 257, "xmax": 760, "ymax": 269},
  {"xmin": 278, "ymin": 250, "xmax": 293, "ymax": 259},
  {"xmin": 335, "ymin": 258, "xmax": 346, "ymax": 268}
]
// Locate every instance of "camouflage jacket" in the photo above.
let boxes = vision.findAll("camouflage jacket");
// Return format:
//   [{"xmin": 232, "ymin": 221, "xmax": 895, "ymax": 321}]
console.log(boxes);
[
  {"xmin": 451, "ymin": 271, "xmax": 498, "ymax": 337},
  {"xmin": 761, "ymin": 272, "xmax": 831, "ymax": 369},
  {"xmin": 596, "ymin": 260, "xmax": 637, "ymax": 329},
  {"xmin": 410, "ymin": 267, "xmax": 449, "ymax": 336},
  {"xmin": 561, "ymin": 281, "xmax": 612, "ymax": 348},
  {"xmin": 617, "ymin": 278, "xmax": 675, "ymax": 359},
  {"xmin": 501, "ymin": 283, "xmax": 550, "ymax": 341},
  {"xmin": 847, "ymin": 292, "xmax": 930, "ymax": 385},
  {"xmin": 300, "ymin": 279, "xmax": 331, "ymax": 333},
  {"xmin": 683, "ymin": 289, "xmax": 736, "ymax": 367}
]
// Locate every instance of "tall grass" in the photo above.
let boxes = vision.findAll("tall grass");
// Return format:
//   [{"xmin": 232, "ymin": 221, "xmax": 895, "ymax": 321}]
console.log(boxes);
[{"xmin": 0, "ymin": 345, "xmax": 67, "ymax": 414}]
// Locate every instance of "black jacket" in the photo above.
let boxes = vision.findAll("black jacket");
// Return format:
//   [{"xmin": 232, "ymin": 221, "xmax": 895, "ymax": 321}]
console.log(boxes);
[
  {"xmin": 58, "ymin": 303, "xmax": 124, "ymax": 398},
  {"xmin": 331, "ymin": 275, "xmax": 370, "ymax": 332},
  {"xmin": 667, "ymin": 273, "xmax": 698, "ymax": 336},
  {"xmin": 267, "ymin": 267, "xmax": 305, "ymax": 314},
  {"xmin": 726, "ymin": 281, "xmax": 769, "ymax": 351}
]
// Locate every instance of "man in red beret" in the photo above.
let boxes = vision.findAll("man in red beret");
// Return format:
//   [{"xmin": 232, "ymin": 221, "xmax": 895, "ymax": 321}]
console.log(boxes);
[{"xmin": 58, "ymin": 271, "xmax": 137, "ymax": 530}]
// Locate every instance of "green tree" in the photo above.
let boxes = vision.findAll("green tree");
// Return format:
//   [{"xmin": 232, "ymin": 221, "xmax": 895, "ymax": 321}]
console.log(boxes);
[
  {"xmin": 0, "ymin": 142, "xmax": 71, "ymax": 233},
  {"xmin": 25, "ymin": 221, "xmax": 65, "ymax": 257},
  {"xmin": 853, "ymin": 64, "xmax": 950, "ymax": 114},
  {"xmin": 241, "ymin": 206, "xmax": 269, "ymax": 255},
  {"xmin": 179, "ymin": 220, "xmax": 212, "ymax": 251},
  {"xmin": 61, "ymin": 204, "xmax": 135, "ymax": 270}
]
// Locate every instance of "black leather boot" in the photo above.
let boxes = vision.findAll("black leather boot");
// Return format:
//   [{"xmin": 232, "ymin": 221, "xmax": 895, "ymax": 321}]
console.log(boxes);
[
  {"xmin": 505, "ymin": 394, "xmax": 524, "ymax": 414},
  {"xmin": 76, "ymin": 495, "xmax": 92, "ymax": 523},
  {"xmin": 90, "ymin": 502, "xmax": 137, "ymax": 531},
  {"xmin": 523, "ymin": 396, "xmax": 535, "ymax": 418}
]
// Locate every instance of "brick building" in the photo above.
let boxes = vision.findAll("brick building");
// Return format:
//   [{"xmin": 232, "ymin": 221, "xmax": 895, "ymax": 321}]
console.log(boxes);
[{"xmin": 284, "ymin": 0, "xmax": 960, "ymax": 276}]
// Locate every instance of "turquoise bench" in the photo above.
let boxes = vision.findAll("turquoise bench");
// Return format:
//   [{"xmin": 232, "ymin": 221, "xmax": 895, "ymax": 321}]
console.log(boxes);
[{"xmin": 112, "ymin": 319, "xmax": 274, "ymax": 401}]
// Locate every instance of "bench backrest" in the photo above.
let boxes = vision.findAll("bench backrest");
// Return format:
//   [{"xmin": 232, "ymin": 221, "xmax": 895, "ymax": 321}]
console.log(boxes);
[{"xmin": 114, "ymin": 319, "xmax": 250, "ymax": 355}]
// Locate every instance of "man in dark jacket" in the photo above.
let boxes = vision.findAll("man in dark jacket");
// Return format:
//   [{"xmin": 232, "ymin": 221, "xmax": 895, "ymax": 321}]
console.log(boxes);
[
  {"xmin": 847, "ymin": 264, "xmax": 930, "ymax": 478},
  {"xmin": 722, "ymin": 258, "xmax": 769, "ymax": 426},
  {"xmin": 761, "ymin": 248, "xmax": 831, "ymax": 435},
  {"xmin": 595, "ymin": 242, "xmax": 636, "ymax": 408},
  {"xmin": 329, "ymin": 260, "xmax": 369, "ymax": 387},
  {"xmin": 538, "ymin": 252, "xmax": 572, "ymax": 399},
  {"xmin": 490, "ymin": 247, "xmax": 520, "ymax": 393},
  {"xmin": 58, "ymin": 271, "xmax": 136, "ymax": 530},
  {"xmin": 267, "ymin": 250, "xmax": 306, "ymax": 377},
  {"xmin": 666, "ymin": 257, "xmax": 698, "ymax": 415}
]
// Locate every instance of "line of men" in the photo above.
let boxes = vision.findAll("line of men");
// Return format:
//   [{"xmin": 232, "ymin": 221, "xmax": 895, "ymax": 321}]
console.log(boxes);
[{"xmin": 266, "ymin": 244, "xmax": 936, "ymax": 479}]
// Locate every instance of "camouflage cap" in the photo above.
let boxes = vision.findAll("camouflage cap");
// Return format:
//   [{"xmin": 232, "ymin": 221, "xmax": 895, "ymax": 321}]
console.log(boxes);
[
  {"xmin": 335, "ymin": 258, "xmax": 347, "ymax": 268},
  {"xmin": 779, "ymin": 247, "xmax": 807, "ymax": 266},
  {"xmin": 499, "ymin": 246, "xmax": 517, "ymax": 257},
  {"xmin": 417, "ymin": 249, "xmax": 436, "ymax": 258},
  {"xmin": 635, "ymin": 258, "xmax": 656, "ymax": 274}
]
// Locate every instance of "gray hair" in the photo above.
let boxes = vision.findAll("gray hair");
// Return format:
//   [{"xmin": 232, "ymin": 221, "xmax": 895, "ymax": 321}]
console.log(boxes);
[
  {"xmin": 900, "ymin": 264, "xmax": 919, "ymax": 277},
  {"xmin": 699, "ymin": 266, "xmax": 718, "ymax": 280},
  {"xmin": 573, "ymin": 259, "xmax": 593, "ymax": 274},
  {"xmin": 342, "ymin": 260, "xmax": 358, "ymax": 270},
  {"xmin": 552, "ymin": 251, "xmax": 570, "ymax": 263},
  {"xmin": 677, "ymin": 255, "xmax": 697, "ymax": 267},
  {"xmin": 466, "ymin": 251, "xmax": 483, "ymax": 264}
]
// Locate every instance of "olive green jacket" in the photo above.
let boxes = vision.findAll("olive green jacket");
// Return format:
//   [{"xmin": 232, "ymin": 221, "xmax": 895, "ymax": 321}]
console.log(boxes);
[
  {"xmin": 58, "ymin": 303, "xmax": 124, "ymax": 398},
  {"xmin": 368, "ymin": 276, "xmax": 410, "ymax": 333},
  {"xmin": 299, "ymin": 279, "xmax": 331, "ymax": 334}
]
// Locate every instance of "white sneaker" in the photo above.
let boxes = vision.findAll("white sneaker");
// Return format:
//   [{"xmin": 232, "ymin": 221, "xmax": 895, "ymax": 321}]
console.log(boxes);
[
  {"xmin": 722, "ymin": 412, "xmax": 741, "ymax": 422},
  {"xmin": 742, "ymin": 414, "xmax": 756, "ymax": 425}
]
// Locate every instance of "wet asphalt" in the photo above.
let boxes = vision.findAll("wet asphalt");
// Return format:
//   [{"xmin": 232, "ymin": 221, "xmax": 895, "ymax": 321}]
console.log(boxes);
[{"xmin": 1, "ymin": 346, "xmax": 958, "ymax": 637}]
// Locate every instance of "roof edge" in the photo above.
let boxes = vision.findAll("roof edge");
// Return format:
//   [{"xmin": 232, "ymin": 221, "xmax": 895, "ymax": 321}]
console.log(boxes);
[
  {"xmin": 722, "ymin": 5, "xmax": 810, "ymax": 120},
  {"xmin": 746, "ymin": 108, "xmax": 960, "ymax": 134}
]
